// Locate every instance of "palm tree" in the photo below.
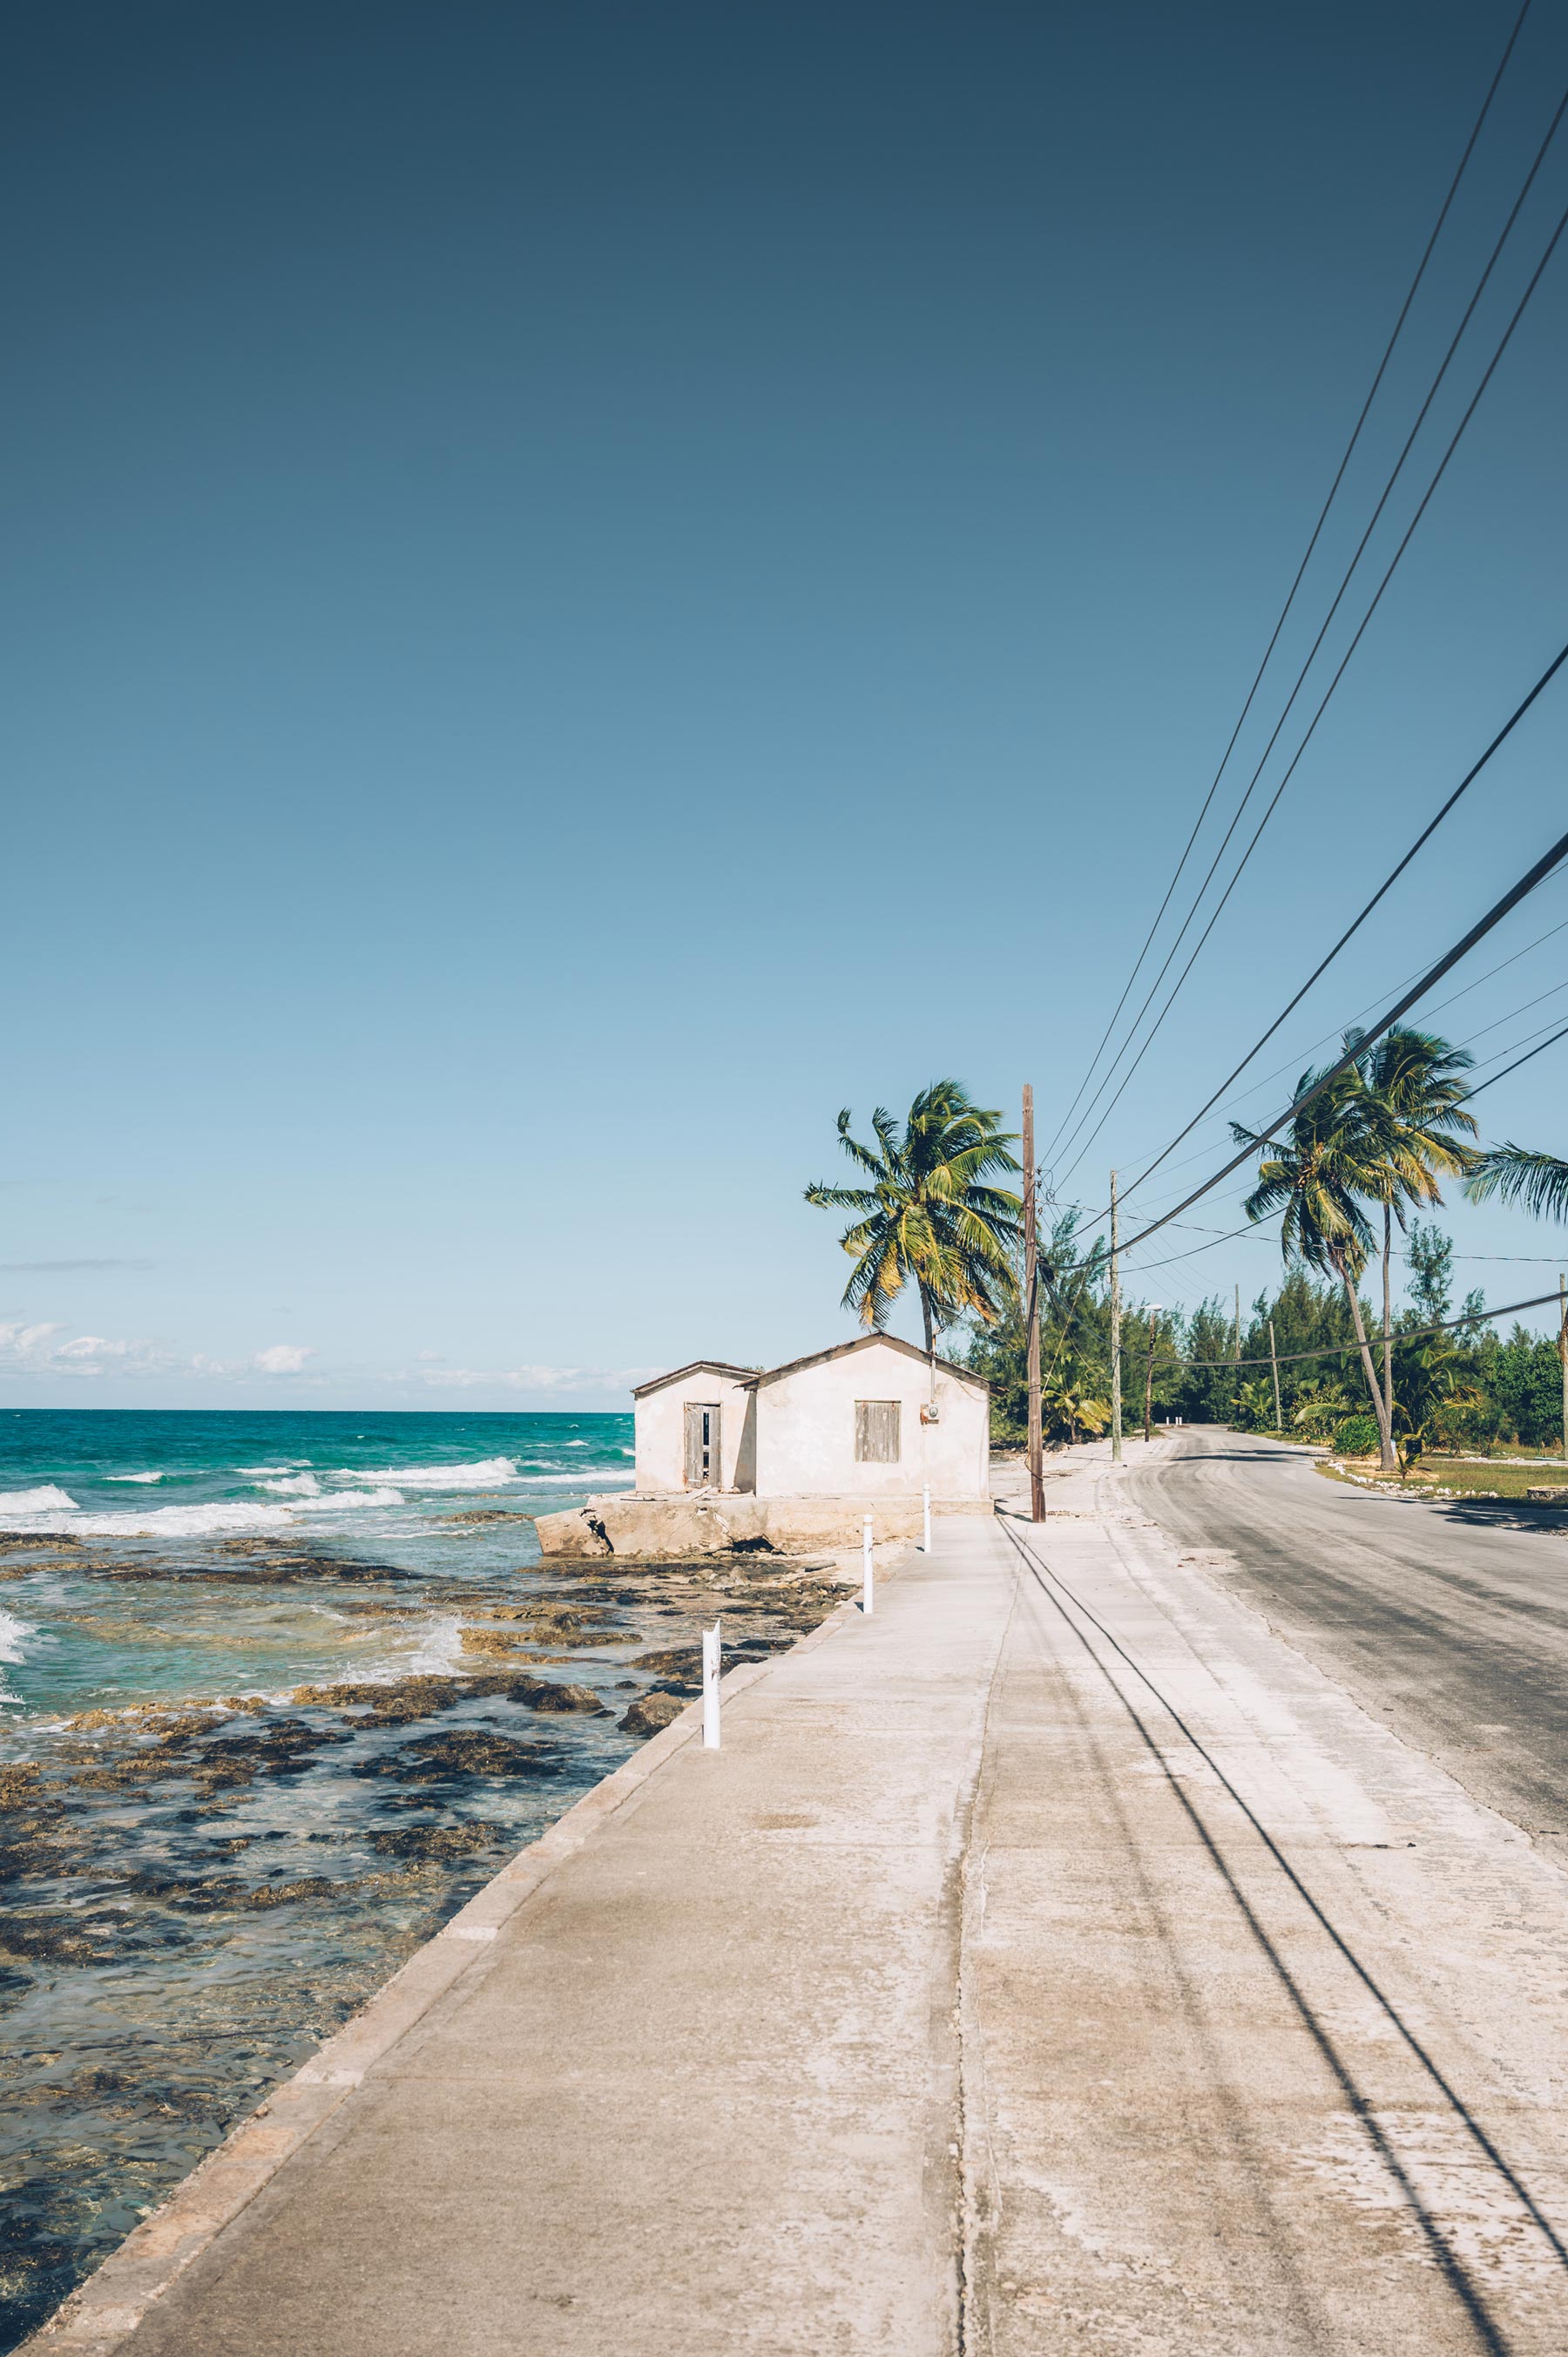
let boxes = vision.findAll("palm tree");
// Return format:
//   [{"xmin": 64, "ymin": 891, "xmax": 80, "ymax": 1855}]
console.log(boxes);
[
  {"xmin": 1232, "ymin": 1061, "xmax": 1398, "ymax": 1467},
  {"xmin": 1465, "ymin": 1145, "xmax": 1568, "ymax": 1221},
  {"xmin": 1351, "ymin": 1027, "xmax": 1477, "ymax": 1437},
  {"xmin": 1041, "ymin": 1375, "xmax": 1110, "ymax": 1446},
  {"xmin": 804, "ymin": 1082, "xmax": 1022, "ymax": 1378}
]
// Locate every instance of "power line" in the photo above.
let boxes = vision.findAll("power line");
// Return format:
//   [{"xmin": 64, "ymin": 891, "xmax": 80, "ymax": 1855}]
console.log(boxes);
[
  {"xmin": 1086, "ymin": 885, "xmax": 1568, "ymax": 1210},
  {"xmin": 1054, "ymin": 142, "xmax": 1568, "ymax": 1189},
  {"xmin": 1124, "ymin": 1219, "xmax": 1271, "ymax": 1275},
  {"xmin": 1117, "ymin": 1039, "xmax": 1549, "ymax": 1283},
  {"xmin": 1071, "ymin": 664, "xmax": 1568, "ymax": 1238},
  {"xmin": 1105, "ymin": 998, "xmax": 1568, "ymax": 1286},
  {"xmin": 1156, "ymin": 1286, "xmax": 1561, "ymax": 1370},
  {"xmin": 1118, "ymin": 820, "xmax": 1568, "ymax": 1258},
  {"xmin": 1094, "ymin": 641, "xmax": 1568, "ymax": 1204},
  {"xmin": 1139, "ymin": 994, "xmax": 1568, "ymax": 1228},
  {"xmin": 1463, "ymin": 986, "xmax": 1568, "ymax": 1057},
  {"xmin": 1038, "ymin": 3, "xmax": 1534, "ymax": 1168},
  {"xmin": 1466, "ymin": 1016, "xmax": 1568, "ymax": 1100}
]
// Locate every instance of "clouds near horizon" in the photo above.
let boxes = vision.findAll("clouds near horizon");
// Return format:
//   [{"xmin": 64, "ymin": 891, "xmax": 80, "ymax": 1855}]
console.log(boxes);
[{"xmin": 0, "ymin": 1311, "xmax": 645, "ymax": 1405}]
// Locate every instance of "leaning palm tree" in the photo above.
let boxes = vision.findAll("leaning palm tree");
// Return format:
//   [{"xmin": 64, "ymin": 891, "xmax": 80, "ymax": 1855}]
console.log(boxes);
[
  {"xmin": 1466, "ymin": 1145, "xmax": 1568, "ymax": 1221},
  {"xmin": 804, "ymin": 1081, "xmax": 1022, "ymax": 1376},
  {"xmin": 1351, "ymin": 1026, "xmax": 1477, "ymax": 1435},
  {"xmin": 1232, "ymin": 1062, "xmax": 1399, "ymax": 1467}
]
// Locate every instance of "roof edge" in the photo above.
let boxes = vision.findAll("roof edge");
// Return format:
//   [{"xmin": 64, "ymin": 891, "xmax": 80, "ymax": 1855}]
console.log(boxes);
[
  {"xmin": 743, "ymin": 1332, "xmax": 988, "ymax": 1392},
  {"xmin": 630, "ymin": 1360, "xmax": 760, "ymax": 1399}
]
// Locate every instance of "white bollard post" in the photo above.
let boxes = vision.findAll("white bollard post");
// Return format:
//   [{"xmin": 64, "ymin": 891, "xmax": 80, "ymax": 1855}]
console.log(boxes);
[
  {"xmin": 862, "ymin": 1515, "xmax": 874, "ymax": 1615},
  {"xmin": 923, "ymin": 1483, "xmax": 931, "ymax": 1554},
  {"xmin": 702, "ymin": 1618, "xmax": 721, "ymax": 1750}
]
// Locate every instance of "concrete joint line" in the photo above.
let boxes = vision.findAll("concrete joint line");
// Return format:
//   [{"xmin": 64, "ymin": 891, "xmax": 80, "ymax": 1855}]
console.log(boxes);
[
  {"xmin": 20, "ymin": 1580, "xmax": 880, "ymax": 2355},
  {"xmin": 951, "ymin": 1539, "xmax": 1024, "ymax": 2357}
]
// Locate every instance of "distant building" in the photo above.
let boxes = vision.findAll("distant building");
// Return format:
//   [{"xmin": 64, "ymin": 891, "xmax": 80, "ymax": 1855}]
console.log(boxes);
[{"xmin": 632, "ymin": 1334, "xmax": 990, "ymax": 1503}]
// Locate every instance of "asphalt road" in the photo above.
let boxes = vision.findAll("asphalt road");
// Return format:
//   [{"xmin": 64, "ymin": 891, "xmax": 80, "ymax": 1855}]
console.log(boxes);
[{"xmin": 1127, "ymin": 1426, "xmax": 1568, "ymax": 1859}]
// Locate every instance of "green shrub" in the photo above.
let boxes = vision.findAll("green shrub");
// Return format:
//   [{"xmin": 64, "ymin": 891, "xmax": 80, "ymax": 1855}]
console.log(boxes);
[{"xmin": 1334, "ymin": 1412, "xmax": 1382, "ymax": 1458}]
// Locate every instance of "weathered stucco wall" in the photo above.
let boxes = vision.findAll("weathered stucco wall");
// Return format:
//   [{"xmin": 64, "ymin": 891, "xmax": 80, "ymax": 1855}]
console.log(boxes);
[
  {"xmin": 753, "ymin": 1340, "xmax": 989, "ymax": 1500},
  {"xmin": 633, "ymin": 1371, "xmax": 757, "ymax": 1493}
]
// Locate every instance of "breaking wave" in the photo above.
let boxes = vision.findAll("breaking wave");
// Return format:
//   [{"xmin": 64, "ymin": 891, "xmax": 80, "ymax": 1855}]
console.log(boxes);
[
  {"xmin": 107, "ymin": 1472, "xmax": 166, "ymax": 1485},
  {"xmin": 0, "ymin": 1491, "xmax": 405, "ymax": 1540},
  {"xmin": 335, "ymin": 1457, "xmax": 518, "ymax": 1491},
  {"xmin": 0, "ymin": 1487, "xmax": 78, "ymax": 1517},
  {"xmin": 0, "ymin": 1607, "xmax": 30, "ymax": 1704},
  {"xmin": 0, "ymin": 1609, "xmax": 34, "ymax": 1665}
]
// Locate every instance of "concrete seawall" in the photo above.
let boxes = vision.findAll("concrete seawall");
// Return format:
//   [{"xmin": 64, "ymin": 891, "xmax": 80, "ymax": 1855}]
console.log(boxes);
[{"xmin": 535, "ymin": 1489, "xmax": 990, "ymax": 1554}]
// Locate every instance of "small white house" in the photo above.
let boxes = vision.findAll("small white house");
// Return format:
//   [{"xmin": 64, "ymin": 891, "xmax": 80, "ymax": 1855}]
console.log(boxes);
[{"xmin": 632, "ymin": 1334, "xmax": 990, "ymax": 1503}]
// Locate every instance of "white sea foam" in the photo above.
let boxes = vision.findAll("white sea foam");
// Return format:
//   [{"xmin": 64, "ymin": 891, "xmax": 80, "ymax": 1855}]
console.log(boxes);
[
  {"xmin": 236, "ymin": 1463, "xmax": 308, "ymax": 1476},
  {"xmin": 0, "ymin": 1489, "xmax": 405, "ymax": 1540},
  {"xmin": 0, "ymin": 1607, "xmax": 35, "ymax": 1704},
  {"xmin": 258, "ymin": 1473, "xmax": 323, "ymax": 1496},
  {"xmin": 0, "ymin": 1609, "xmax": 34, "ymax": 1665},
  {"xmin": 403, "ymin": 1615, "xmax": 469, "ymax": 1676},
  {"xmin": 300, "ymin": 1487, "xmax": 404, "ymax": 1514},
  {"xmin": 514, "ymin": 1470, "xmax": 634, "ymax": 1487},
  {"xmin": 0, "ymin": 1487, "xmax": 78, "ymax": 1517},
  {"xmin": 107, "ymin": 1472, "xmax": 166, "ymax": 1485},
  {"xmin": 336, "ymin": 1457, "xmax": 518, "ymax": 1491}
]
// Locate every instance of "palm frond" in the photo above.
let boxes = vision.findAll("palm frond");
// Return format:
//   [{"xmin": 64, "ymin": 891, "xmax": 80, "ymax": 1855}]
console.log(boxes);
[
  {"xmin": 803, "ymin": 1182, "xmax": 880, "ymax": 1211},
  {"xmin": 1464, "ymin": 1145, "xmax": 1568, "ymax": 1222}
]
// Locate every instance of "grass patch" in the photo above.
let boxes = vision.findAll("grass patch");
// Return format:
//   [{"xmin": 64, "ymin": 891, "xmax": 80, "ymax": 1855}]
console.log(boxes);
[{"xmin": 1317, "ymin": 1455, "xmax": 1568, "ymax": 1501}]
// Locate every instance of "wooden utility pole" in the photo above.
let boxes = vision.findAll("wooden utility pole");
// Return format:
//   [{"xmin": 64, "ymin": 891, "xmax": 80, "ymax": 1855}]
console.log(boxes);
[
  {"xmin": 1559, "ymin": 1273, "xmax": 1566, "ymax": 1465},
  {"xmin": 1233, "ymin": 1283, "xmax": 1240, "ymax": 1421},
  {"xmin": 1023, "ymin": 1085, "xmax": 1044, "ymax": 1521},
  {"xmin": 1110, "ymin": 1170, "xmax": 1123, "ymax": 1462},
  {"xmin": 1269, "ymin": 1317, "xmax": 1282, "ymax": 1434}
]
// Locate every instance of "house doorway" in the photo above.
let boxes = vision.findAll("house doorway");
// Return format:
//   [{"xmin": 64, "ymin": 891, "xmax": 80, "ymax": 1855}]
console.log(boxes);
[{"xmin": 683, "ymin": 1402, "xmax": 722, "ymax": 1489}]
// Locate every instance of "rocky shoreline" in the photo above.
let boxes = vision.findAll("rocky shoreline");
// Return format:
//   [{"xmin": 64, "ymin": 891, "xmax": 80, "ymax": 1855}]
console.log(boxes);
[{"xmin": 0, "ymin": 1531, "xmax": 848, "ymax": 2352}]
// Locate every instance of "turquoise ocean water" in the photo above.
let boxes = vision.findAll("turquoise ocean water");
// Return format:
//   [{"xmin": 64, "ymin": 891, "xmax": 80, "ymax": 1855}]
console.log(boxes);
[
  {"xmin": 0, "ymin": 1409, "xmax": 636, "ymax": 1719},
  {"xmin": 0, "ymin": 1410, "xmax": 829, "ymax": 2347}
]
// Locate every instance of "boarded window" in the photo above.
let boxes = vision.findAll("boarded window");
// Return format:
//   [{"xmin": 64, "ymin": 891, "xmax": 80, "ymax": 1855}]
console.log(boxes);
[{"xmin": 855, "ymin": 1399, "xmax": 901, "ymax": 1463}]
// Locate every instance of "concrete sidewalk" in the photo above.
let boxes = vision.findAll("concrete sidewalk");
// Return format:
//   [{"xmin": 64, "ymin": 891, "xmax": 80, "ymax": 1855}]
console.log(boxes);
[
  {"xmin": 33, "ymin": 1523, "xmax": 1019, "ymax": 2357},
  {"xmin": 32, "ymin": 1455, "xmax": 1568, "ymax": 2354}
]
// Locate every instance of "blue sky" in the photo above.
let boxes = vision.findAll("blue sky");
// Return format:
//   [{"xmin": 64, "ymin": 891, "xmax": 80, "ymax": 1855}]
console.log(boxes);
[{"xmin": 4, "ymin": 0, "xmax": 1568, "ymax": 1408}]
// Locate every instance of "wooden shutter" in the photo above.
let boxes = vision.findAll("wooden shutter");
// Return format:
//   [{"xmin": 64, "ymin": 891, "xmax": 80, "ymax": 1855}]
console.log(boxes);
[
  {"xmin": 855, "ymin": 1400, "xmax": 901, "ymax": 1463},
  {"xmin": 685, "ymin": 1404, "xmax": 721, "ymax": 1487}
]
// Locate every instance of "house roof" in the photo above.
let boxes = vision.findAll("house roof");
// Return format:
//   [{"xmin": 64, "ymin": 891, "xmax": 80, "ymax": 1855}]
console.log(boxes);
[
  {"xmin": 629, "ymin": 1360, "xmax": 760, "ymax": 1399},
  {"xmin": 741, "ymin": 1332, "xmax": 989, "ymax": 1392}
]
